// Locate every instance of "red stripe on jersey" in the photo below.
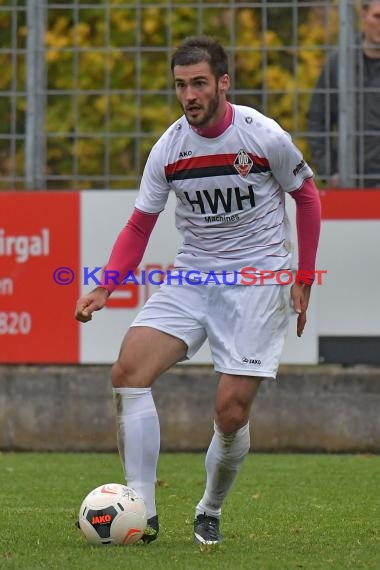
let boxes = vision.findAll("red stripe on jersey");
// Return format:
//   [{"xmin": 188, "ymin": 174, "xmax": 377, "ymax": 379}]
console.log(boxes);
[
  {"xmin": 320, "ymin": 189, "xmax": 380, "ymax": 219},
  {"xmin": 165, "ymin": 153, "xmax": 269, "ymax": 176}
]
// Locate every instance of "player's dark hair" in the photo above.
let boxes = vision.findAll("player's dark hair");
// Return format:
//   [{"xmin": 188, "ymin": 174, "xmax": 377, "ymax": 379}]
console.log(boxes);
[{"xmin": 171, "ymin": 36, "xmax": 228, "ymax": 79}]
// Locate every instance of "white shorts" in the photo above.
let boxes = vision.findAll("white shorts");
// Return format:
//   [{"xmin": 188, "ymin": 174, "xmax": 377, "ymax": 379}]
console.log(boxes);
[{"xmin": 131, "ymin": 282, "xmax": 290, "ymax": 378}]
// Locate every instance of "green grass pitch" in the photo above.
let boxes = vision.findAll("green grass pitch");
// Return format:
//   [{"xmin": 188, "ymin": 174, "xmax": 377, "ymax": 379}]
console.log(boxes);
[{"xmin": 1, "ymin": 452, "xmax": 379, "ymax": 569}]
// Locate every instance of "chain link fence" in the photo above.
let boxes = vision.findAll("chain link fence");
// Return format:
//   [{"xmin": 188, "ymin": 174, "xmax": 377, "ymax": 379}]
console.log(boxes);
[{"xmin": 0, "ymin": 0, "xmax": 378, "ymax": 190}]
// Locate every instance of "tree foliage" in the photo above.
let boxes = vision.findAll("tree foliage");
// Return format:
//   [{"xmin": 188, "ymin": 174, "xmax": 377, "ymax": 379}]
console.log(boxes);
[{"xmin": 0, "ymin": 1, "xmax": 338, "ymax": 189}]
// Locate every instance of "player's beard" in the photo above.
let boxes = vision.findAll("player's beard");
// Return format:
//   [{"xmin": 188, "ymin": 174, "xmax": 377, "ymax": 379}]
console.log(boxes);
[{"xmin": 184, "ymin": 90, "xmax": 220, "ymax": 128}]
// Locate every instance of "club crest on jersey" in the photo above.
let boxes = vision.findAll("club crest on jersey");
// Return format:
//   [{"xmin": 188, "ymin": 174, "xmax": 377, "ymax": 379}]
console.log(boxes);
[{"xmin": 233, "ymin": 149, "xmax": 253, "ymax": 177}]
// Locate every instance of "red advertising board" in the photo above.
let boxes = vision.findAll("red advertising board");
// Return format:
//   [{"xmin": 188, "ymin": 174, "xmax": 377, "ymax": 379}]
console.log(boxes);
[
  {"xmin": 0, "ymin": 192, "xmax": 80, "ymax": 363},
  {"xmin": 320, "ymin": 189, "xmax": 380, "ymax": 219}
]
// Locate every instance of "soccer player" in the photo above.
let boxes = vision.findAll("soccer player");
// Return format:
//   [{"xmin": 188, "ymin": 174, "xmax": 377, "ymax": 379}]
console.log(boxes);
[{"xmin": 75, "ymin": 36, "xmax": 321, "ymax": 545}]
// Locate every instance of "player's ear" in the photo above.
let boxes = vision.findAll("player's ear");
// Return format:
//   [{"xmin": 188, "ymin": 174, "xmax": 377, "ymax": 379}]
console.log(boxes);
[{"xmin": 219, "ymin": 74, "xmax": 230, "ymax": 94}]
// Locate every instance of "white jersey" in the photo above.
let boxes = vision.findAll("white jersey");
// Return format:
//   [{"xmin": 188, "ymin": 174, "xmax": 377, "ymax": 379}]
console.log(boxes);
[{"xmin": 136, "ymin": 104, "xmax": 313, "ymax": 276}]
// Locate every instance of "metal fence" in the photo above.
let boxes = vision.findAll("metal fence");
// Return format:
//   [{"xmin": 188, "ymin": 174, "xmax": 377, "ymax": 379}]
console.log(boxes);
[{"xmin": 0, "ymin": 0, "xmax": 378, "ymax": 190}]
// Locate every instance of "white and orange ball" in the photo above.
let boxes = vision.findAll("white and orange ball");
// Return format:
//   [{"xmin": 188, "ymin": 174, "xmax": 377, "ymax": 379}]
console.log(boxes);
[{"xmin": 78, "ymin": 483, "xmax": 147, "ymax": 546}]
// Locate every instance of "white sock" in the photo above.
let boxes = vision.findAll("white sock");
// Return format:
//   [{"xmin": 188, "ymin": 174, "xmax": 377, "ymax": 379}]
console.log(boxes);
[
  {"xmin": 195, "ymin": 421, "xmax": 250, "ymax": 518},
  {"xmin": 113, "ymin": 387, "xmax": 160, "ymax": 519}
]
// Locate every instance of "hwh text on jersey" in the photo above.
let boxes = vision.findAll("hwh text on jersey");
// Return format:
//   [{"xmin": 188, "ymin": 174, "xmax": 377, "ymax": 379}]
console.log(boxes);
[{"xmin": 183, "ymin": 185, "xmax": 255, "ymax": 214}]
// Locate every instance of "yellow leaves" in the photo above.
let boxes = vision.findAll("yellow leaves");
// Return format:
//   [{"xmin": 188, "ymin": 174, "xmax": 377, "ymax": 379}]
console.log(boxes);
[
  {"xmin": 142, "ymin": 10, "xmax": 160, "ymax": 36},
  {"xmin": 300, "ymin": 49, "xmax": 323, "ymax": 71},
  {"xmin": 237, "ymin": 8, "xmax": 259, "ymax": 35},
  {"xmin": 74, "ymin": 23, "xmax": 92, "ymax": 45},
  {"xmin": 299, "ymin": 22, "xmax": 328, "ymax": 47},
  {"xmin": 265, "ymin": 66, "xmax": 294, "ymax": 91},
  {"xmin": 45, "ymin": 20, "xmax": 92, "ymax": 63},
  {"xmin": 46, "ymin": 16, "xmax": 71, "ymax": 39},
  {"xmin": 82, "ymin": 51, "xmax": 105, "ymax": 69},
  {"xmin": 45, "ymin": 50, "xmax": 60, "ymax": 64},
  {"xmin": 45, "ymin": 19, "xmax": 72, "ymax": 63},
  {"xmin": 110, "ymin": 10, "xmax": 136, "ymax": 35},
  {"xmin": 264, "ymin": 30, "xmax": 283, "ymax": 48},
  {"xmin": 141, "ymin": 8, "xmax": 166, "ymax": 45},
  {"xmin": 93, "ymin": 96, "xmax": 107, "ymax": 115}
]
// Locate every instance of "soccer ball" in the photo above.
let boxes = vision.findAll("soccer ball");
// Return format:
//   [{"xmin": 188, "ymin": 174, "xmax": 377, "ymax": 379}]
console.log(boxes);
[{"xmin": 78, "ymin": 483, "xmax": 147, "ymax": 546}]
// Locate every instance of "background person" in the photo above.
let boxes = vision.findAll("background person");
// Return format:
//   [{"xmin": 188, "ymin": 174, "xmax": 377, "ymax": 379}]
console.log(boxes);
[
  {"xmin": 75, "ymin": 36, "xmax": 321, "ymax": 545},
  {"xmin": 307, "ymin": 0, "xmax": 380, "ymax": 187}
]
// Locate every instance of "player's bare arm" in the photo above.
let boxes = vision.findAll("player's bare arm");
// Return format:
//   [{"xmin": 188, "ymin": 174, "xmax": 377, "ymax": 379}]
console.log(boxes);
[
  {"xmin": 291, "ymin": 282, "xmax": 311, "ymax": 338},
  {"xmin": 75, "ymin": 286, "xmax": 109, "ymax": 323}
]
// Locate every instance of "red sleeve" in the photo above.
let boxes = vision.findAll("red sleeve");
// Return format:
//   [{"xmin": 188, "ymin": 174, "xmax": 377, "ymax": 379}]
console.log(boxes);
[
  {"xmin": 100, "ymin": 208, "xmax": 159, "ymax": 294},
  {"xmin": 289, "ymin": 178, "xmax": 321, "ymax": 284}
]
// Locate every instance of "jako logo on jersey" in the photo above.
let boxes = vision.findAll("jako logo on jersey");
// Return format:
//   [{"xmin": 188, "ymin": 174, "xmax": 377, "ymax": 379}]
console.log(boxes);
[
  {"xmin": 179, "ymin": 150, "xmax": 192, "ymax": 158},
  {"xmin": 233, "ymin": 149, "xmax": 253, "ymax": 177},
  {"xmin": 241, "ymin": 356, "xmax": 262, "ymax": 365},
  {"xmin": 183, "ymin": 185, "xmax": 255, "ymax": 214}
]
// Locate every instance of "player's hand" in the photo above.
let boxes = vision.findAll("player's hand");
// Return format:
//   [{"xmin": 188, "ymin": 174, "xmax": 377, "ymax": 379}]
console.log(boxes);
[
  {"xmin": 290, "ymin": 282, "xmax": 311, "ymax": 338},
  {"xmin": 75, "ymin": 287, "xmax": 109, "ymax": 323}
]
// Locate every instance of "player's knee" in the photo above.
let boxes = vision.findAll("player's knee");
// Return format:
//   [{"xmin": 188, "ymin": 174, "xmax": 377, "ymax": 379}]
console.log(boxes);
[
  {"xmin": 111, "ymin": 358, "xmax": 139, "ymax": 388},
  {"xmin": 215, "ymin": 405, "xmax": 248, "ymax": 434}
]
